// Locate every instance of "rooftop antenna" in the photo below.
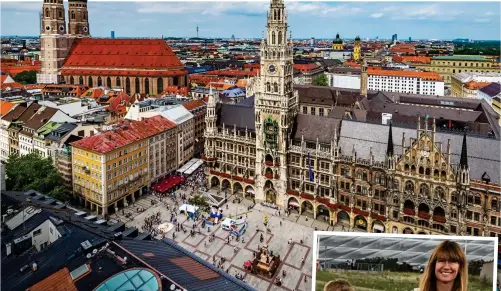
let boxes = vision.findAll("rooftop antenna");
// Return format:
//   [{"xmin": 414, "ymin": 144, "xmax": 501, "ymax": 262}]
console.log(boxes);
[{"xmin": 196, "ymin": 26, "xmax": 199, "ymax": 38}]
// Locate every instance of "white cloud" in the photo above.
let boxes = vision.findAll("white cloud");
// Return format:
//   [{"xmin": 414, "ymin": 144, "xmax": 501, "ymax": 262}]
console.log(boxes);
[
  {"xmin": 371, "ymin": 13, "xmax": 384, "ymax": 19},
  {"xmin": 135, "ymin": 2, "xmax": 361, "ymax": 18},
  {"xmin": 1, "ymin": 2, "xmax": 41, "ymax": 11},
  {"xmin": 474, "ymin": 18, "xmax": 491, "ymax": 23}
]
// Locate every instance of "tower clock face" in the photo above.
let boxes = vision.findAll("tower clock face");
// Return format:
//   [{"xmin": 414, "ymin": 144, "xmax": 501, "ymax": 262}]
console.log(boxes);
[
  {"xmin": 59, "ymin": 25, "xmax": 65, "ymax": 32},
  {"xmin": 268, "ymin": 64, "xmax": 276, "ymax": 73},
  {"xmin": 83, "ymin": 27, "xmax": 88, "ymax": 32},
  {"xmin": 45, "ymin": 25, "xmax": 51, "ymax": 31}
]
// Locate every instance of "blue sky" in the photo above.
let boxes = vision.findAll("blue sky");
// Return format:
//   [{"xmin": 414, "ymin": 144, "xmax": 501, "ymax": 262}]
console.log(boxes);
[{"xmin": 1, "ymin": 1, "xmax": 500, "ymax": 40}]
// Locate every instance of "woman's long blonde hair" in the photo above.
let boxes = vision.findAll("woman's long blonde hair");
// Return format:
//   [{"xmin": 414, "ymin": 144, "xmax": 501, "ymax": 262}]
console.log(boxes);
[{"xmin": 419, "ymin": 240, "xmax": 468, "ymax": 291}]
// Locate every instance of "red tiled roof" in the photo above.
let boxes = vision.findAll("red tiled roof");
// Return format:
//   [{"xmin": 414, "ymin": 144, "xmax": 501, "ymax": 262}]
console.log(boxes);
[
  {"xmin": 344, "ymin": 61, "xmax": 361, "ymax": 68},
  {"xmin": 182, "ymin": 100, "xmax": 206, "ymax": 111},
  {"xmin": 1, "ymin": 82, "xmax": 25, "ymax": 91},
  {"xmin": 201, "ymin": 70, "xmax": 257, "ymax": 78},
  {"xmin": 61, "ymin": 38, "xmax": 186, "ymax": 76},
  {"xmin": 368, "ymin": 67, "xmax": 443, "ymax": 81},
  {"xmin": 29, "ymin": 268, "xmax": 78, "ymax": 291},
  {"xmin": 0, "ymin": 100, "xmax": 15, "ymax": 116},
  {"xmin": 465, "ymin": 81, "xmax": 491, "ymax": 90},
  {"xmin": 71, "ymin": 116, "xmax": 176, "ymax": 154},
  {"xmin": 158, "ymin": 86, "xmax": 190, "ymax": 97},
  {"xmin": 60, "ymin": 69, "xmax": 186, "ymax": 77},
  {"xmin": 107, "ymin": 91, "xmax": 132, "ymax": 114},
  {"xmin": 294, "ymin": 63, "xmax": 321, "ymax": 72},
  {"xmin": 393, "ymin": 55, "xmax": 431, "ymax": 64}
]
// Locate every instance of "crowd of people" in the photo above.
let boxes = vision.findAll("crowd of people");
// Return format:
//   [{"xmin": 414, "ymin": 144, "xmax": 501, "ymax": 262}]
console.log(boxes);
[
  {"xmin": 141, "ymin": 211, "xmax": 162, "ymax": 235},
  {"xmin": 181, "ymin": 166, "xmax": 208, "ymax": 193}
]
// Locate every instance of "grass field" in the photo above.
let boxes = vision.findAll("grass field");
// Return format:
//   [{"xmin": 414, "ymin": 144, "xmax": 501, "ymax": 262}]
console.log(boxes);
[{"xmin": 315, "ymin": 270, "xmax": 492, "ymax": 291}]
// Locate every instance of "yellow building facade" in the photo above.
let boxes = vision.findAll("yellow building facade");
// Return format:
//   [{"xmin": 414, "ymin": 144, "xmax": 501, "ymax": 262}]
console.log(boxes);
[
  {"xmin": 427, "ymin": 55, "xmax": 497, "ymax": 84},
  {"xmin": 72, "ymin": 138, "xmax": 149, "ymax": 217},
  {"xmin": 353, "ymin": 36, "xmax": 361, "ymax": 61},
  {"xmin": 332, "ymin": 33, "xmax": 344, "ymax": 51}
]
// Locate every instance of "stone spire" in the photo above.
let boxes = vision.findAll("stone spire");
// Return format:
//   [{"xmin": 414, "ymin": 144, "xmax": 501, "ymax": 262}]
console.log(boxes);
[
  {"xmin": 459, "ymin": 133, "xmax": 468, "ymax": 168},
  {"xmin": 386, "ymin": 121, "xmax": 394, "ymax": 156}
]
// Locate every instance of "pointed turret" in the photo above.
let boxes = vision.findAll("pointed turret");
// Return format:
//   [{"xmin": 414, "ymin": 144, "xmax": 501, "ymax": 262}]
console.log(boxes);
[
  {"xmin": 459, "ymin": 133, "xmax": 468, "ymax": 168},
  {"xmin": 457, "ymin": 133, "xmax": 470, "ymax": 186},
  {"xmin": 385, "ymin": 122, "xmax": 396, "ymax": 171},
  {"xmin": 386, "ymin": 122, "xmax": 394, "ymax": 156}
]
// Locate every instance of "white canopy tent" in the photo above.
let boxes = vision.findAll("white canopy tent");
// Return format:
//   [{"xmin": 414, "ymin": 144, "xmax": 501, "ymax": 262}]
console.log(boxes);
[
  {"xmin": 176, "ymin": 158, "xmax": 199, "ymax": 174},
  {"xmin": 184, "ymin": 159, "xmax": 204, "ymax": 175}
]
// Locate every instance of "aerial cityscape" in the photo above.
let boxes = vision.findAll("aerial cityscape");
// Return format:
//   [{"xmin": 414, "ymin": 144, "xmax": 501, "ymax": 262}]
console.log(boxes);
[{"xmin": 1, "ymin": 1, "xmax": 500, "ymax": 291}]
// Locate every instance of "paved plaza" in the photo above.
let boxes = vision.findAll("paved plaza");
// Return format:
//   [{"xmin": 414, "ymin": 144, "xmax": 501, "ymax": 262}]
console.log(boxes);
[{"xmin": 100, "ymin": 186, "xmax": 350, "ymax": 291}]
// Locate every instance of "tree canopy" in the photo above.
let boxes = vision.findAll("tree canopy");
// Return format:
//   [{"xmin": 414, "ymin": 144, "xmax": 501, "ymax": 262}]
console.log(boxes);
[
  {"xmin": 5, "ymin": 153, "xmax": 69, "ymax": 201},
  {"xmin": 312, "ymin": 73, "xmax": 329, "ymax": 86},
  {"xmin": 13, "ymin": 70, "xmax": 37, "ymax": 84}
]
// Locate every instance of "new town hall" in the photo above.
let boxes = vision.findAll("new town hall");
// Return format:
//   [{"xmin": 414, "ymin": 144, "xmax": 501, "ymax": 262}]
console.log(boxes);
[{"xmin": 203, "ymin": 0, "xmax": 501, "ymax": 236}]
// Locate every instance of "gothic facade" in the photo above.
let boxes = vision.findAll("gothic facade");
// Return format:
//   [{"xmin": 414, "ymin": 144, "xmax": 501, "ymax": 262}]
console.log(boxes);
[
  {"xmin": 203, "ymin": 0, "xmax": 501, "ymax": 237},
  {"xmin": 37, "ymin": 0, "xmax": 187, "ymax": 93}
]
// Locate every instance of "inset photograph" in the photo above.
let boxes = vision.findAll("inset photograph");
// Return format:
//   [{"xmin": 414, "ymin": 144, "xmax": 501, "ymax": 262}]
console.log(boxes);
[{"xmin": 313, "ymin": 233, "xmax": 498, "ymax": 291}]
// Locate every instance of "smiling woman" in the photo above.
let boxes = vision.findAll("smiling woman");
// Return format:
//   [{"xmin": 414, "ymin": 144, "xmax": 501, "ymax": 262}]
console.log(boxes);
[{"xmin": 419, "ymin": 240, "xmax": 468, "ymax": 291}]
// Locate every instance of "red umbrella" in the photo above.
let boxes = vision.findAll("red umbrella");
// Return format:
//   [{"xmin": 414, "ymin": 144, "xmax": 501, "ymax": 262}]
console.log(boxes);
[{"xmin": 244, "ymin": 260, "xmax": 251, "ymax": 267}]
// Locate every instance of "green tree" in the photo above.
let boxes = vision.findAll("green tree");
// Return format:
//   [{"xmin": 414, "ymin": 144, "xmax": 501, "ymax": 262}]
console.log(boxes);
[
  {"xmin": 312, "ymin": 73, "xmax": 329, "ymax": 86},
  {"xmin": 188, "ymin": 195, "xmax": 209, "ymax": 212},
  {"xmin": 13, "ymin": 70, "xmax": 37, "ymax": 84},
  {"xmin": 5, "ymin": 153, "xmax": 70, "ymax": 201}
]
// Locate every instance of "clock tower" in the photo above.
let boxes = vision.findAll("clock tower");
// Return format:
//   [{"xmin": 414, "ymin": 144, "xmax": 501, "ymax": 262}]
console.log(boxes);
[{"xmin": 254, "ymin": 0, "xmax": 298, "ymax": 206}]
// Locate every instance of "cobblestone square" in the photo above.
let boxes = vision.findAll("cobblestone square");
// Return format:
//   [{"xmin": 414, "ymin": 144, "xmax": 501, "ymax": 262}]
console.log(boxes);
[{"xmin": 114, "ymin": 187, "xmax": 334, "ymax": 291}]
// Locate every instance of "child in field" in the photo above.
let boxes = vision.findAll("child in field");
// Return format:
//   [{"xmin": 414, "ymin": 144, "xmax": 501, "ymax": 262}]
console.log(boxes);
[{"xmin": 324, "ymin": 279, "xmax": 355, "ymax": 291}]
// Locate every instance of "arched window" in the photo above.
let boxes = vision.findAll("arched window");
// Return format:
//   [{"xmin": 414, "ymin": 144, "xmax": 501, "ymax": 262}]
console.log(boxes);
[
  {"xmin": 420, "ymin": 184, "xmax": 429, "ymax": 197},
  {"xmin": 492, "ymin": 197, "xmax": 499, "ymax": 211},
  {"xmin": 272, "ymin": 31, "xmax": 276, "ymax": 45},
  {"xmin": 58, "ymin": 9, "xmax": 62, "ymax": 18},
  {"xmin": 157, "ymin": 78, "xmax": 163, "ymax": 94},
  {"xmin": 45, "ymin": 8, "xmax": 49, "ymax": 17},
  {"xmin": 71, "ymin": 11, "xmax": 75, "ymax": 20},
  {"xmin": 106, "ymin": 77, "xmax": 111, "ymax": 88},
  {"xmin": 405, "ymin": 181, "xmax": 414, "ymax": 193},
  {"xmin": 79, "ymin": 76, "xmax": 84, "ymax": 85},
  {"xmin": 125, "ymin": 77, "xmax": 131, "ymax": 94},
  {"xmin": 116, "ymin": 77, "xmax": 121, "ymax": 87},
  {"xmin": 434, "ymin": 187, "xmax": 444, "ymax": 201},
  {"xmin": 278, "ymin": 31, "xmax": 282, "ymax": 45},
  {"xmin": 135, "ymin": 77, "xmax": 140, "ymax": 94},
  {"xmin": 362, "ymin": 171, "xmax": 368, "ymax": 181},
  {"xmin": 145, "ymin": 78, "xmax": 150, "ymax": 95},
  {"xmin": 274, "ymin": 9, "xmax": 277, "ymax": 20},
  {"xmin": 69, "ymin": 76, "xmax": 74, "ymax": 85},
  {"xmin": 83, "ymin": 12, "xmax": 87, "ymax": 20},
  {"xmin": 278, "ymin": 9, "xmax": 281, "ymax": 20},
  {"xmin": 451, "ymin": 191, "xmax": 458, "ymax": 203},
  {"xmin": 266, "ymin": 82, "xmax": 271, "ymax": 92},
  {"xmin": 273, "ymin": 82, "xmax": 278, "ymax": 92},
  {"xmin": 88, "ymin": 76, "xmax": 93, "ymax": 87},
  {"xmin": 97, "ymin": 76, "xmax": 102, "ymax": 87}
]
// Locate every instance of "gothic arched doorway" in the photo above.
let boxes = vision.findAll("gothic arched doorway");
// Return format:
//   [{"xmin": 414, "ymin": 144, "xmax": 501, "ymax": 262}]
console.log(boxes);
[
  {"xmin": 372, "ymin": 220, "xmax": 385, "ymax": 233},
  {"xmin": 403, "ymin": 227, "xmax": 414, "ymax": 234},
  {"xmin": 245, "ymin": 185, "xmax": 255, "ymax": 200},
  {"xmin": 266, "ymin": 189, "xmax": 277, "ymax": 205},
  {"xmin": 354, "ymin": 215, "xmax": 368, "ymax": 231},
  {"xmin": 337, "ymin": 211, "xmax": 350, "ymax": 226},
  {"xmin": 233, "ymin": 182, "xmax": 243, "ymax": 196},
  {"xmin": 301, "ymin": 200, "xmax": 314, "ymax": 217},
  {"xmin": 288, "ymin": 197, "xmax": 300, "ymax": 213},
  {"xmin": 316, "ymin": 204, "xmax": 330, "ymax": 222},
  {"xmin": 210, "ymin": 176, "xmax": 219, "ymax": 188}
]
